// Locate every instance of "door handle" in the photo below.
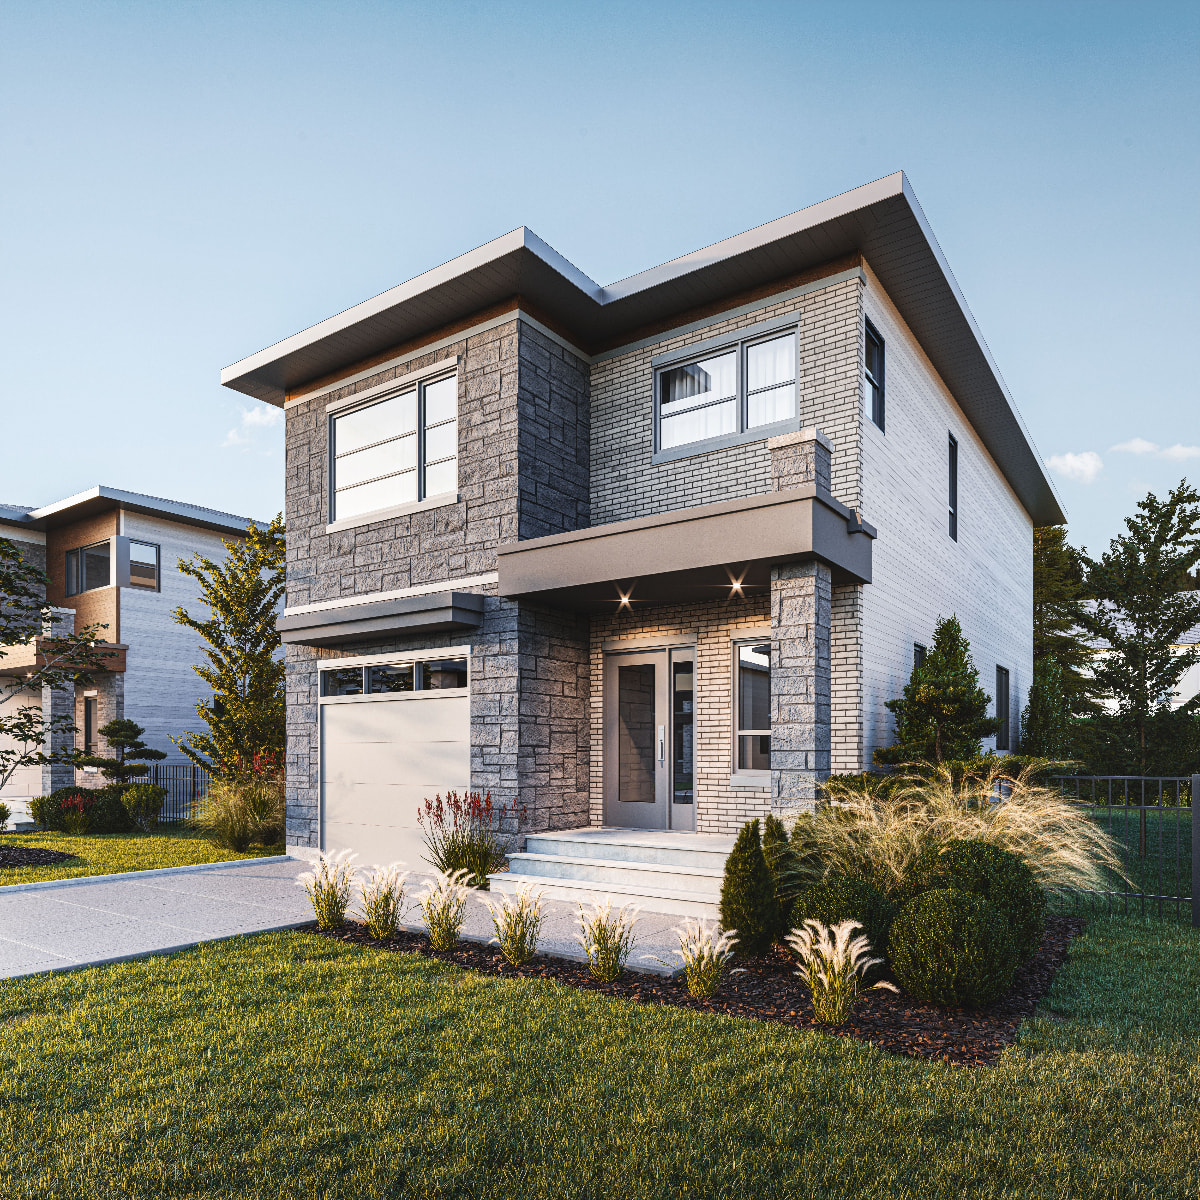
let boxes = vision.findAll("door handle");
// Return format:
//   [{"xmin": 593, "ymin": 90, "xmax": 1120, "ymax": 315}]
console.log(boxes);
[{"xmin": 658, "ymin": 725, "xmax": 665, "ymax": 765}]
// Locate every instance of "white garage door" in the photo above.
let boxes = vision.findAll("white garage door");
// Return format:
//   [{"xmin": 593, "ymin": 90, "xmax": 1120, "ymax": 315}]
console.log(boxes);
[{"xmin": 320, "ymin": 661, "xmax": 470, "ymax": 874}]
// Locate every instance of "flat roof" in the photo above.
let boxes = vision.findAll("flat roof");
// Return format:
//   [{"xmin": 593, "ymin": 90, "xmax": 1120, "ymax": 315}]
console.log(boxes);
[
  {"xmin": 0, "ymin": 486, "xmax": 263, "ymax": 535},
  {"xmin": 221, "ymin": 172, "xmax": 1065, "ymax": 525}
]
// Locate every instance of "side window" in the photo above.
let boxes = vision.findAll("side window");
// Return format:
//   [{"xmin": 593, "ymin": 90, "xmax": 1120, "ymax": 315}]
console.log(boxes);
[
  {"xmin": 865, "ymin": 321, "xmax": 885, "ymax": 431},
  {"xmin": 129, "ymin": 541, "xmax": 160, "ymax": 590},
  {"xmin": 330, "ymin": 372, "xmax": 458, "ymax": 523},
  {"xmin": 65, "ymin": 541, "xmax": 111, "ymax": 596},
  {"xmin": 995, "ymin": 666, "xmax": 1011, "ymax": 751},
  {"xmin": 734, "ymin": 641, "xmax": 771, "ymax": 773},
  {"xmin": 948, "ymin": 433, "xmax": 959, "ymax": 541},
  {"xmin": 914, "ymin": 643, "xmax": 927, "ymax": 670}
]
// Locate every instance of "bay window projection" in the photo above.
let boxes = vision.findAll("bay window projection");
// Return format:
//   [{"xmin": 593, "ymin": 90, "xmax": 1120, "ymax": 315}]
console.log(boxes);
[
  {"xmin": 656, "ymin": 330, "xmax": 796, "ymax": 453},
  {"xmin": 331, "ymin": 373, "xmax": 458, "ymax": 522},
  {"xmin": 735, "ymin": 641, "xmax": 771, "ymax": 772}
]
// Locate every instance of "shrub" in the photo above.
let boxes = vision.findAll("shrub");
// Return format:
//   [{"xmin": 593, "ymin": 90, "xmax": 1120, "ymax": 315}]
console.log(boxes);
[
  {"xmin": 577, "ymin": 897, "xmax": 639, "ymax": 982},
  {"xmin": 661, "ymin": 919, "xmax": 738, "ymax": 999},
  {"xmin": 33, "ymin": 784, "xmax": 138, "ymax": 835},
  {"xmin": 788, "ymin": 875, "xmax": 895, "ymax": 966},
  {"xmin": 196, "ymin": 773, "xmax": 283, "ymax": 851},
  {"xmin": 719, "ymin": 819, "xmax": 778, "ymax": 957},
  {"xmin": 901, "ymin": 839, "xmax": 1045, "ymax": 962},
  {"xmin": 29, "ymin": 794, "xmax": 55, "ymax": 830},
  {"xmin": 0, "ymin": 801, "xmax": 9, "ymax": 832},
  {"xmin": 418, "ymin": 790, "xmax": 523, "ymax": 888},
  {"xmin": 59, "ymin": 792, "xmax": 94, "ymax": 835},
  {"xmin": 762, "ymin": 813, "xmax": 801, "ymax": 930},
  {"xmin": 888, "ymin": 888, "xmax": 1018, "ymax": 1008},
  {"xmin": 419, "ymin": 870, "xmax": 472, "ymax": 951},
  {"xmin": 359, "ymin": 864, "xmax": 407, "ymax": 941},
  {"xmin": 122, "ymin": 783, "xmax": 167, "ymax": 832},
  {"xmin": 296, "ymin": 850, "xmax": 357, "ymax": 930},
  {"xmin": 483, "ymin": 883, "xmax": 546, "ymax": 965},
  {"xmin": 787, "ymin": 918, "xmax": 897, "ymax": 1024}
]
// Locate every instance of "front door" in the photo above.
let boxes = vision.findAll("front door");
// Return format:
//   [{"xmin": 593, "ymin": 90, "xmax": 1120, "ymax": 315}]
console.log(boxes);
[{"xmin": 603, "ymin": 648, "xmax": 696, "ymax": 831}]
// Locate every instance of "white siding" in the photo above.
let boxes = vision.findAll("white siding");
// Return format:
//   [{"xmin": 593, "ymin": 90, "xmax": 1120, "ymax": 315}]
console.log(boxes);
[
  {"xmin": 0, "ymin": 687, "xmax": 43, "ymax": 806},
  {"xmin": 859, "ymin": 263, "xmax": 1034, "ymax": 764}
]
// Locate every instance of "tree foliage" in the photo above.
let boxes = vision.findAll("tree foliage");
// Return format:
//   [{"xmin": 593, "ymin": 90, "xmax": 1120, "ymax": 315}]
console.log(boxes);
[
  {"xmin": 1032, "ymin": 525, "xmax": 1096, "ymax": 715},
  {"xmin": 75, "ymin": 718, "xmax": 166, "ymax": 784},
  {"xmin": 1019, "ymin": 657, "xmax": 1074, "ymax": 760},
  {"xmin": 875, "ymin": 615, "xmax": 999, "ymax": 765},
  {"xmin": 1078, "ymin": 480, "xmax": 1200, "ymax": 775},
  {"xmin": 172, "ymin": 517, "xmax": 286, "ymax": 777}
]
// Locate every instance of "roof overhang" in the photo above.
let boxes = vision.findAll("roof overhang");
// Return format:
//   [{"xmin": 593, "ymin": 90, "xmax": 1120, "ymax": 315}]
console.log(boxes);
[
  {"xmin": 277, "ymin": 590, "xmax": 486, "ymax": 647},
  {"xmin": 0, "ymin": 487, "xmax": 261, "ymax": 536},
  {"xmin": 497, "ymin": 486, "xmax": 875, "ymax": 611},
  {"xmin": 221, "ymin": 171, "xmax": 1064, "ymax": 526}
]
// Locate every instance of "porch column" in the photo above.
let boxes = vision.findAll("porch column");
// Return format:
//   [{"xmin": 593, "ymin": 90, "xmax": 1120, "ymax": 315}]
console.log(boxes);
[{"xmin": 40, "ymin": 680, "xmax": 75, "ymax": 795}]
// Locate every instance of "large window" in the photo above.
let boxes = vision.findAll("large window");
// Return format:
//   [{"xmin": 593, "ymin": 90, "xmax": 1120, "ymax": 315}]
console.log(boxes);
[
  {"xmin": 948, "ymin": 433, "xmax": 959, "ymax": 541},
  {"xmin": 320, "ymin": 654, "xmax": 468, "ymax": 697},
  {"xmin": 65, "ymin": 541, "xmax": 111, "ymax": 596},
  {"xmin": 735, "ymin": 641, "xmax": 771, "ymax": 773},
  {"xmin": 995, "ymin": 665, "xmax": 1011, "ymax": 751},
  {"xmin": 330, "ymin": 372, "xmax": 458, "ymax": 523},
  {"xmin": 656, "ymin": 329, "xmax": 796, "ymax": 454},
  {"xmin": 129, "ymin": 540, "xmax": 160, "ymax": 590},
  {"xmin": 865, "ymin": 321, "xmax": 885, "ymax": 431}
]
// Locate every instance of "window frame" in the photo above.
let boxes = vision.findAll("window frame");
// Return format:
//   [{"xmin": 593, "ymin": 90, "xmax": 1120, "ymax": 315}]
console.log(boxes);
[
  {"xmin": 65, "ymin": 540, "xmax": 112, "ymax": 597},
  {"xmin": 995, "ymin": 665, "xmax": 1011, "ymax": 751},
  {"xmin": 651, "ymin": 318, "xmax": 802, "ymax": 463},
  {"xmin": 732, "ymin": 637, "xmax": 772, "ymax": 779},
  {"xmin": 127, "ymin": 539, "xmax": 161, "ymax": 592},
  {"xmin": 318, "ymin": 651, "xmax": 470, "ymax": 703},
  {"xmin": 914, "ymin": 643, "xmax": 927, "ymax": 670},
  {"xmin": 948, "ymin": 432, "xmax": 959, "ymax": 541},
  {"xmin": 327, "ymin": 369, "xmax": 459, "ymax": 526},
  {"xmin": 865, "ymin": 320, "xmax": 885, "ymax": 432}
]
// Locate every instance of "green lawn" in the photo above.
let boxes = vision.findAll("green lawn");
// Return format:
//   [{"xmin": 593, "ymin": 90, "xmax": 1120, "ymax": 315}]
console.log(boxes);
[
  {"xmin": 0, "ymin": 830, "xmax": 282, "ymax": 886},
  {"xmin": 0, "ymin": 917, "xmax": 1198, "ymax": 1198}
]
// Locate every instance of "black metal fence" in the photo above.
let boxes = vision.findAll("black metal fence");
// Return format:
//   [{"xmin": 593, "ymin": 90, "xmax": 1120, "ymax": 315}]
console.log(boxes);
[
  {"xmin": 1047, "ymin": 773, "xmax": 1200, "ymax": 924},
  {"xmin": 126, "ymin": 763, "xmax": 213, "ymax": 823}
]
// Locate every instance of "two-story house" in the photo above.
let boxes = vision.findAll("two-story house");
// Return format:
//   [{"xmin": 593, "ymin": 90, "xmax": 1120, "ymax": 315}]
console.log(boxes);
[
  {"xmin": 221, "ymin": 173, "xmax": 1063, "ymax": 911},
  {"xmin": 0, "ymin": 487, "xmax": 264, "ymax": 821}
]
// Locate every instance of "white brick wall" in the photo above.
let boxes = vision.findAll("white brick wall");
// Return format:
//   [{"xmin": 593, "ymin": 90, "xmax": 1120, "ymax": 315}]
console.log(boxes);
[{"xmin": 858, "ymin": 262, "xmax": 1033, "ymax": 765}]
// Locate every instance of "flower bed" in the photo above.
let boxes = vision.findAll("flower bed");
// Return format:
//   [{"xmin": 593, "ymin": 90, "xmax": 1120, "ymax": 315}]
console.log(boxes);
[
  {"xmin": 0, "ymin": 844, "xmax": 75, "ymax": 869},
  {"xmin": 312, "ymin": 913, "xmax": 1086, "ymax": 1067}
]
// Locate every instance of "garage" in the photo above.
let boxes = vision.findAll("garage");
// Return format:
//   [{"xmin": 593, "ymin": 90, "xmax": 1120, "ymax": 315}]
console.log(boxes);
[{"xmin": 319, "ymin": 652, "xmax": 470, "ymax": 873}]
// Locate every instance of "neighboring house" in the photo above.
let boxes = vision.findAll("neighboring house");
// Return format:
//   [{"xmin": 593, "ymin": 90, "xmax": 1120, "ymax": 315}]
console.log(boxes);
[
  {"xmin": 0, "ymin": 487, "xmax": 264, "ymax": 818},
  {"xmin": 221, "ymin": 172, "xmax": 1063, "ymax": 909},
  {"xmin": 1082, "ymin": 604, "xmax": 1200, "ymax": 712}
]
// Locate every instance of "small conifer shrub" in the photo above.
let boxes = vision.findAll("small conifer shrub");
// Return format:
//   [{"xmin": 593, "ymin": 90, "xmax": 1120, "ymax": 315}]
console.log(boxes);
[
  {"xmin": 719, "ymin": 819, "xmax": 778, "ymax": 957},
  {"xmin": 762, "ymin": 813, "xmax": 800, "ymax": 935}
]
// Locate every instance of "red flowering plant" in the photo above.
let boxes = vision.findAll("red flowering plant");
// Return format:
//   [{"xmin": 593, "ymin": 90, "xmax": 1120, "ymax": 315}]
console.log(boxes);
[
  {"xmin": 417, "ymin": 790, "xmax": 525, "ymax": 889},
  {"xmin": 59, "ymin": 792, "xmax": 96, "ymax": 835}
]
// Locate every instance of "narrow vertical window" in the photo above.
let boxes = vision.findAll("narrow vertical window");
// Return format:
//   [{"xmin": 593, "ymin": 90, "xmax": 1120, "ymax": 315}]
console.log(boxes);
[
  {"xmin": 84, "ymin": 696, "xmax": 98, "ymax": 755},
  {"xmin": 948, "ymin": 433, "xmax": 959, "ymax": 541},
  {"xmin": 735, "ymin": 642, "xmax": 771, "ymax": 772},
  {"xmin": 865, "ymin": 322, "xmax": 885, "ymax": 431},
  {"xmin": 995, "ymin": 666, "xmax": 1011, "ymax": 751},
  {"xmin": 65, "ymin": 549, "xmax": 80, "ymax": 597},
  {"xmin": 914, "ymin": 643, "xmax": 927, "ymax": 670}
]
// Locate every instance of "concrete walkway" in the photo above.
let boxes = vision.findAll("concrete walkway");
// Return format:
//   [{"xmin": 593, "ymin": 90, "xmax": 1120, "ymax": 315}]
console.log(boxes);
[{"xmin": 0, "ymin": 857, "xmax": 694, "ymax": 981}]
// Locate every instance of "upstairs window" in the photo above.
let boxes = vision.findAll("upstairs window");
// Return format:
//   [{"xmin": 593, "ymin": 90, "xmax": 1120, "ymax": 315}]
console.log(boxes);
[
  {"xmin": 865, "ymin": 321, "xmax": 885, "ymax": 431},
  {"xmin": 129, "ymin": 541, "xmax": 160, "ymax": 590},
  {"xmin": 65, "ymin": 541, "xmax": 111, "ymax": 596},
  {"xmin": 330, "ymin": 372, "xmax": 458, "ymax": 523},
  {"xmin": 948, "ymin": 433, "xmax": 959, "ymax": 541},
  {"xmin": 914, "ymin": 643, "xmax": 927, "ymax": 670},
  {"xmin": 655, "ymin": 329, "xmax": 796, "ymax": 454},
  {"xmin": 995, "ymin": 666, "xmax": 1011, "ymax": 751}
]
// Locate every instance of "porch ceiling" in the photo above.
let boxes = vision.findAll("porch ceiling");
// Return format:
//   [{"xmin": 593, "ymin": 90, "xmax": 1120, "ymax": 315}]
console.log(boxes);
[{"xmin": 496, "ymin": 487, "xmax": 875, "ymax": 612}]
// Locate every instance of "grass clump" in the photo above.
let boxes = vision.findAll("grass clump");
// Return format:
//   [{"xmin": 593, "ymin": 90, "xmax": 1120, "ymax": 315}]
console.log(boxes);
[
  {"xmin": 483, "ymin": 883, "xmax": 546, "ymax": 965},
  {"xmin": 419, "ymin": 869, "xmax": 472, "ymax": 951},
  {"xmin": 787, "ymin": 918, "xmax": 897, "ymax": 1024},
  {"xmin": 577, "ymin": 896, "xmax": 638, "ymax": 982},
  {"xmin": 663, "ymin": 918, "xmax": 737, "ymax": 999},
  {"xmin": 196, "ymin": 772, "xmax": 284, "ymax": 852},
  {"xmin": 358, "ymin": 864, "xmax": 407, "ymax": 941},
  {"xmin": 296, "ymin": 850, "xmax": 356, "ymax": 930}
]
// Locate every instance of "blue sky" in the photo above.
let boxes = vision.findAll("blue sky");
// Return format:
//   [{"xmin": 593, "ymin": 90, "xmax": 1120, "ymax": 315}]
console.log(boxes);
[{"xmin": 1, "ymin": 0, "xmax": 1196, "ymax": 555}]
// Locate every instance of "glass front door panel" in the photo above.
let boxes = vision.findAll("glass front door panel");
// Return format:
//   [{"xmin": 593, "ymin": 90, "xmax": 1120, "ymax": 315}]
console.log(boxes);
[
  {"xmin": 672, "ymin": 660, "xmax": 694, "ymax": 805},
  {"xmin": 617, "ymin": 663, "xmax": 657, "ymax": 805}
]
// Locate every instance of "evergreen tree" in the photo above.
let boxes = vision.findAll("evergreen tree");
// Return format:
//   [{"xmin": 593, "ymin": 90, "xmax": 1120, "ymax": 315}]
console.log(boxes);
[
  {"xmin": 1019, "ymin": 658, "xmax": 1073, "ymax": 759},
  {"xmin": 76, "ymin": 718, "xmax": 166, "ymax": 784},
  {"xmin": 172, "ymin": 516, "xmax": 286, "ymax": 777},
  {"xmin": 719, "ymin": 819, "xmax": 778, "ymax": 957},
  {"xmin": 875, "ymin": 615, "xmax": 999, "ymax": 765},
  {"xmin": 1032, "ymin": 525, "xmax": 1096, "ymax": 715},
  {"xmin": 1078, "ymin": 481, "xmax": 1200, "ymax": 776},
  {"xmin": 761, "ymin": 813, "xmax": 798, "ymax": 935}
]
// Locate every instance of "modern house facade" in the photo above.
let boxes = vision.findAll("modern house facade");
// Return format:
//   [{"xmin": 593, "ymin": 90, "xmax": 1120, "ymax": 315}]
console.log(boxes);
[
  {"xmin": 222, "ymin": 173, "xmax": 1063, "ymax": 895},
  {"xmin": 0, "ymin": 487, "xmax": 263, "ymax": 818}
]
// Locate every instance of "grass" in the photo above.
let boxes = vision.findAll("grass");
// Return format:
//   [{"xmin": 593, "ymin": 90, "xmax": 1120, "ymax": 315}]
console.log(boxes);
[
  {"xmin": 0, "ymin": 917, "xmax": 1198, "ymax": 1197},
  {"xmin": 0, "ymin": 829, "xmax": 282, "ymax": 887}
]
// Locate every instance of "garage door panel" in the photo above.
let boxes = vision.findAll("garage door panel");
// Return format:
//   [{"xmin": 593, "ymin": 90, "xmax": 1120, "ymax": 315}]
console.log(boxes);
[
  {"xmin": 321, "ymin": 697, "xmax": 469, "ymax": 746},
  {"xmin": 322, "ymin": 739, "xmax": 469, "ymax": 788},
  {"xmin": 322, "ymin": 821, "xmax": 429, "ymax": 872},
  {"xmin": 323, "ymin": 781, "xmax": 457, "ymax": 827}
]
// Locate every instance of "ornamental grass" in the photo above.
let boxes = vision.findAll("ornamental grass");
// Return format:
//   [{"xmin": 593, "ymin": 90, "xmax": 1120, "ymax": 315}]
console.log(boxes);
[
  {"xmin": 577, "ymin": 896, "xmax": 639, "ymax": 982},
  {"xmin": 419, "ymin": 869, "xmax": 473, "ymax": 951},
  {"xmin": 358, "ymin": 863, "xmax": 408, "ymax": 941},
  {"xmin": 786, "ymin": 918, "xmax": 897, "ymax": 1025},
  {"xmin": 664, "ymin": 919, "xmax": 738, "ymax": 999},
  {"xmin": 296, "ymin": 850, "xmax": 357, "ymax": 930},
  {"xmin": 483, "ymin": 883, "xmax": 546, "ymax": 965}
]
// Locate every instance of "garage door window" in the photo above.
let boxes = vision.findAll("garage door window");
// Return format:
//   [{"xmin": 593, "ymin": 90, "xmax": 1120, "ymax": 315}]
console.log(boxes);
[{"xmin": 320, "ymin": 655, "xmax": 468, "ymax": 698}]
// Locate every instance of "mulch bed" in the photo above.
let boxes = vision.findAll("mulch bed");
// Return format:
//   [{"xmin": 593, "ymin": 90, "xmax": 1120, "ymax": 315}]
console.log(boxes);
[
  {"xmin": 311, "ymin": 914, "xmax": 1086, "ymax": 1068},
  {"xmin": 0, "ymin": 845, "xmax": 75, "ymax": 869}
]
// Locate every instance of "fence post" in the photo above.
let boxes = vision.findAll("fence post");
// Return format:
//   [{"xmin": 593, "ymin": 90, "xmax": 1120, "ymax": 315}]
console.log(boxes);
[{"xmin": 1192, "ymin": 775, "xmax": 1200, "ymax": 929}]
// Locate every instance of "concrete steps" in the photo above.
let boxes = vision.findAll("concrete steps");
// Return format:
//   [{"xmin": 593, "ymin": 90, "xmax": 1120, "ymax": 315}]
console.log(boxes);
[{"xmin": 489, "ymin": 827, "xmax": 734, "ymax": 918}]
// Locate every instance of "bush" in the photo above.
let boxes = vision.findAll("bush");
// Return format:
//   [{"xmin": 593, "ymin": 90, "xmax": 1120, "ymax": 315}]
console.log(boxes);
[
  {"xmin": 418, "ymin": 791, "xmax": 523, "ymax": 888},
  {"xmin": 0, "ymin": 801, "xmax": 9, "ymax": 832},
  {"xmin": 196, "ymin": 774, "xmax": 284, "ymax": 851},
  {"xmin": 889, "ymin": 888, "xmax": 1018, "ymax": 1008},
  {"xmin": 788, "ymin": 875, "xmax": 895, "ymax": 965},
  {"xmin": 762, "ymin": 813, "xmax": 800, "ymax": 930},
  {"xmin": 29, "ymin": 794, "xmax": 54, "ymax": 830},
  {"xmin": 122, "ymin": 783, "xmax": 167, "ymax": 832},
  {"xmin": 901, "ymin": 839, "xmax": 1045, "ymax": 962},
  {"xmin": 719, "ymin": 819, "xmax": 778, "ymax": 957},
  {"xmin": 32, "ymin": 785, "xmax": 137, "ymax": 834}
]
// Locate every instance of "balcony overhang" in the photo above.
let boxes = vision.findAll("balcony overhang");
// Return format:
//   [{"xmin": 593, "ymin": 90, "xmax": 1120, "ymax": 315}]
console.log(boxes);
[
  {"xmin": 497, "ymin": 487, "xmax": 875, "ymax": 612},
  {"xmin": 277, "ymin": 591, "xmax": 486, "ymax": 647},
  {"xmin": 0, "ymin": 640, "xmax": 127, "ymax": 678}
]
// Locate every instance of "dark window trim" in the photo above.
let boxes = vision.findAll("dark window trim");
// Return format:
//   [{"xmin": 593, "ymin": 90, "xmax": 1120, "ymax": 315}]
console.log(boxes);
[
  {"xmin": 865, "ymin": 319, "xmax": 885, "ymax": 432},
  {"xmin": 948, "ymin": 433, "xmax": 959, "ymax": 541},
  {"xmin": 995, "ymin": 665, "xmax": 1011, "ymax": 751},
  {"xmin": 128, "ymin": 539, "xmax": 161, "ymax": 593},
  {"xmin": 652, "ymin": 325, "xmax": 799, "ymax": 460},
  {"xmin": 64, "ymin": 540, "xmax": 111, "ymax": 597},
  {"xmin": 318, "ymin": 653, "xmax": 470, "ymax": 699},
  {"xmin": 913, "ymin": 643, "xmax": 927, "ymax": 670}
]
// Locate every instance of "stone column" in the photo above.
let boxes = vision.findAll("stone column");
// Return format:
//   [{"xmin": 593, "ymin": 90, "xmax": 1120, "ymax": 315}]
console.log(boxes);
[
  {"xmin": 769, "ymin": 560, "xmax": 832, "ymax": 816},
  {"xmin": 40, "ymin": 680, "xmax": 76, "ymax": 795},
  {"xmin": 768, "ymin": 426, "xmax": 833, "ymax": 493}
]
